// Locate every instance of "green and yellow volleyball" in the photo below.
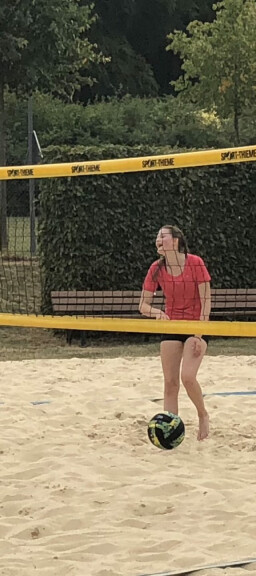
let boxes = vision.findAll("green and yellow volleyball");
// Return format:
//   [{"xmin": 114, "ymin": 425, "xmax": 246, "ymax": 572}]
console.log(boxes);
[{"xmin": 147, "ymin": 411, "xmax": 185, "ymax": 450}]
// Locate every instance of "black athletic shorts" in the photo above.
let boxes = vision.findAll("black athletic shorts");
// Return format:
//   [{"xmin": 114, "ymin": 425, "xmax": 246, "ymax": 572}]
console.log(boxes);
[{"xmin": 160, "ymin": 334, "xmax": 209, "ymax": 344}]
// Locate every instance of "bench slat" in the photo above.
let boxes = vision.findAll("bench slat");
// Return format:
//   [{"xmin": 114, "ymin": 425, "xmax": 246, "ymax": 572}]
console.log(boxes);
[
  {"xmin": 52, "ymin": 301, "xmax": 256, "ymax": 310},
  {"xmin": 51, "ymin": 289, "xmax": 256, "ymax": 297},
  {"xmin": 211, "ymin": 288, "xmax": 256, "ymax": 294},
  {"xmin": 51, "ymin": 297, "xmax": 144, "ymax": 305},
  {"xmin": 52, "ymin": 304, "xmax": 144, "ymax": 312},
  {"xmin": 51, "ymin": 290, "xmax": 142, "ymax": 298},
  {"xmin": 212, "ymin": 303, "xmax": 255, "ymax": 307},
  {"xmin": 51, "ymin": 296, "xmax": 256, "ymax": 305},
  {"xmin": 211, "ymin": 310, "xmax": 256, "ymax": 316}
]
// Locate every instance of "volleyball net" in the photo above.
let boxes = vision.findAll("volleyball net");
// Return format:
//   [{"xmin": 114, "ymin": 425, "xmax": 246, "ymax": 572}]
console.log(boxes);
[{"xmin": 0, "ymin": 144, "xmax": 255, "ymax": 338}]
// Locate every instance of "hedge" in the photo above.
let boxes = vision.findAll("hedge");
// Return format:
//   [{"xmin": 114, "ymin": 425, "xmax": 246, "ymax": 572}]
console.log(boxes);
[{"xmin": 38, "ymin": 145, "xmax": 256, "ymax": 312}]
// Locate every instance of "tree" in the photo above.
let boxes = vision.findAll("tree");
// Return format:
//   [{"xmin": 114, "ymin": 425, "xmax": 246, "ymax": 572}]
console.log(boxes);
[
  {"xmin": 80, "ymin": 0, "xmax": 160, "ymax": 100},
  {"xmin": 167, "ymin": 0, "xmax": 256, "ymax": 143},
  {"xmin": 0, "ymin": 0, "xmax": 101, "ymax": 248},
  {"xmin": 80, "ymin": 0, "xmax": 215, "ymax": 98}
]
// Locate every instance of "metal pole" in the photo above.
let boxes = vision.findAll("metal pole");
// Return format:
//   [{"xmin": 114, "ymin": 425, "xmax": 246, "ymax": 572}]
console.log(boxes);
[
  {"xmin": 0, "ymin": 82, "xmax": 7, "ymax": 250},
  {"xmin": 28, "ymin": 96, "xmax": 36, "ymax": 255}
]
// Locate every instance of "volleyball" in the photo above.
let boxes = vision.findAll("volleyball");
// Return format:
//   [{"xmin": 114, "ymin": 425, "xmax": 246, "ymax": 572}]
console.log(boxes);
[{"xmin": 147, "ymin": 411, "xmax": 185, "ymax": 450}]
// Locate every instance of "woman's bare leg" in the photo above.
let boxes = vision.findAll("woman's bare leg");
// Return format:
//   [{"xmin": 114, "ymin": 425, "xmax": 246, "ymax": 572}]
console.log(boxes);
[
  {"xmin": 181, "ymin": 337, "xmax": 209, "ymax": 440},
  {"xmin": 160, "ymin": 340, "xmax": 183, "ymax": 415}
]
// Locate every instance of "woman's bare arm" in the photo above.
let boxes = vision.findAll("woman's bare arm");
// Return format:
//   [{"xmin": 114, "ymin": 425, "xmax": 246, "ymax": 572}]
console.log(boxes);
[
  {"xmin": 199, "ymin": 282, "xmax": 211, "ymax": 321},
  {"xmin": 139, "ymin": 289, "xmax": 169, "ymax": 319},
  {"xmin": 194, "ymin": 282, "xmax": 211, "ymax": 340}
]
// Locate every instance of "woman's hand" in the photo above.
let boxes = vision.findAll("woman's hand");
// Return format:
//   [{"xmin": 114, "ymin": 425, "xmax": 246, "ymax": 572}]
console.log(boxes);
[{"xmin": 155, "ymin": 310, "xmax": 170, "ymax": 320}]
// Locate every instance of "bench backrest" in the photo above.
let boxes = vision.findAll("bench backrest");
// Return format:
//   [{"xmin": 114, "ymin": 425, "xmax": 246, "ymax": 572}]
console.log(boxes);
[{"xmin": 50, "ymin": 289, "xmax": 256, "ymax": 317}]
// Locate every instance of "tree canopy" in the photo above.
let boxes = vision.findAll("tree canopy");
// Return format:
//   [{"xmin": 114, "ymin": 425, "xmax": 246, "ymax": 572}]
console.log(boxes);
[
  {"xmin": 80, "ymin": 0, "xmax": 215, "ymax": 99},
  {"xmin": 167, "ymin": 0, "xmax": 256, "ymax": 142},
  {"xmin": 0, "ymin": 0, "xmax": 101, "ymax": 247}
]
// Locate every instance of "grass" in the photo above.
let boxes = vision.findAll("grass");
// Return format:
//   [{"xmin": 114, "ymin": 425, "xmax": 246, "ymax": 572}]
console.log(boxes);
[{"xmin": 0, "ymin": 217, "xmax": 255, "ymax": 362}]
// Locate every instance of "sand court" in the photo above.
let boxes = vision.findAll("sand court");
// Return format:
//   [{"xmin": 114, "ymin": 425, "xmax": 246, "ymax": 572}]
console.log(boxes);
[{"xmin": 0, "ymin": 355, "xmax": 256, "ymax": 576}]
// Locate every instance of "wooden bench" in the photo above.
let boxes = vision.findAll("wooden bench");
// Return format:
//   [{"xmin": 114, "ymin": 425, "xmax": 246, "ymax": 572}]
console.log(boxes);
[{"xmin": 51, "ymin": 288, "xmax": 256, "ymax": 346}]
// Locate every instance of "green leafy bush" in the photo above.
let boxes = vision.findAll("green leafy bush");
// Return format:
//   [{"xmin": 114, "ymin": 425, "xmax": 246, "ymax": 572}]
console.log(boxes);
[{"xmin": 38, "ymin": 145, "xmax": 256, "ymax": 312}]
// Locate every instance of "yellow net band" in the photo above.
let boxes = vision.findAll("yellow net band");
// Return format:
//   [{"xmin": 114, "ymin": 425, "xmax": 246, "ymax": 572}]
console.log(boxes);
[
  {"xmin": 0, "ymin": 314, "xmax": 255, "ymax": 337},
  {"xmin": 1, "ymin": 144, "xmax": 256, "ymax": 180}
]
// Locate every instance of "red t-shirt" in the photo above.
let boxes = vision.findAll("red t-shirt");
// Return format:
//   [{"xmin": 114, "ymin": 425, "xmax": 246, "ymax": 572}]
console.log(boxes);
[{"xmin": 143, "ymin": 254, "xmax": 211, "ymax": 320}]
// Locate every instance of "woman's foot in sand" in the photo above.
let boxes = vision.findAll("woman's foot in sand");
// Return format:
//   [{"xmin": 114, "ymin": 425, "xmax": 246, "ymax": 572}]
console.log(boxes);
[{"xmin": 197, "ymin": 412, "xmax": 209, "ymax": 441}]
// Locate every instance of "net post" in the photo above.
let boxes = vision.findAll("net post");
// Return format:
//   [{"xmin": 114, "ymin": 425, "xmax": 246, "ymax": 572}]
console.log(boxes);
[
  {"xmin": 28, "ymin": 96, "xmax": 36, "ymax": 256},
  {"xmin": 0, "ymin": 82, "xmax": 7, "ymax": 250}
]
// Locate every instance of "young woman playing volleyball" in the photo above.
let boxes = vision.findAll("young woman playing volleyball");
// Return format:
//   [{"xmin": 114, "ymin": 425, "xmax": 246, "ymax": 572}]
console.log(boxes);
[{"xmin": 139, "ymin": 225, "xmax": 211, "ymax": 441}]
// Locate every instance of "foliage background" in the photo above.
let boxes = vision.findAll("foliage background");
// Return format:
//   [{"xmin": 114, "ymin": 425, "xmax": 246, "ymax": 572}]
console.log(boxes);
[{"xmin": 38, "ymin": 145, "xmax": 256, "ymax": 312}]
